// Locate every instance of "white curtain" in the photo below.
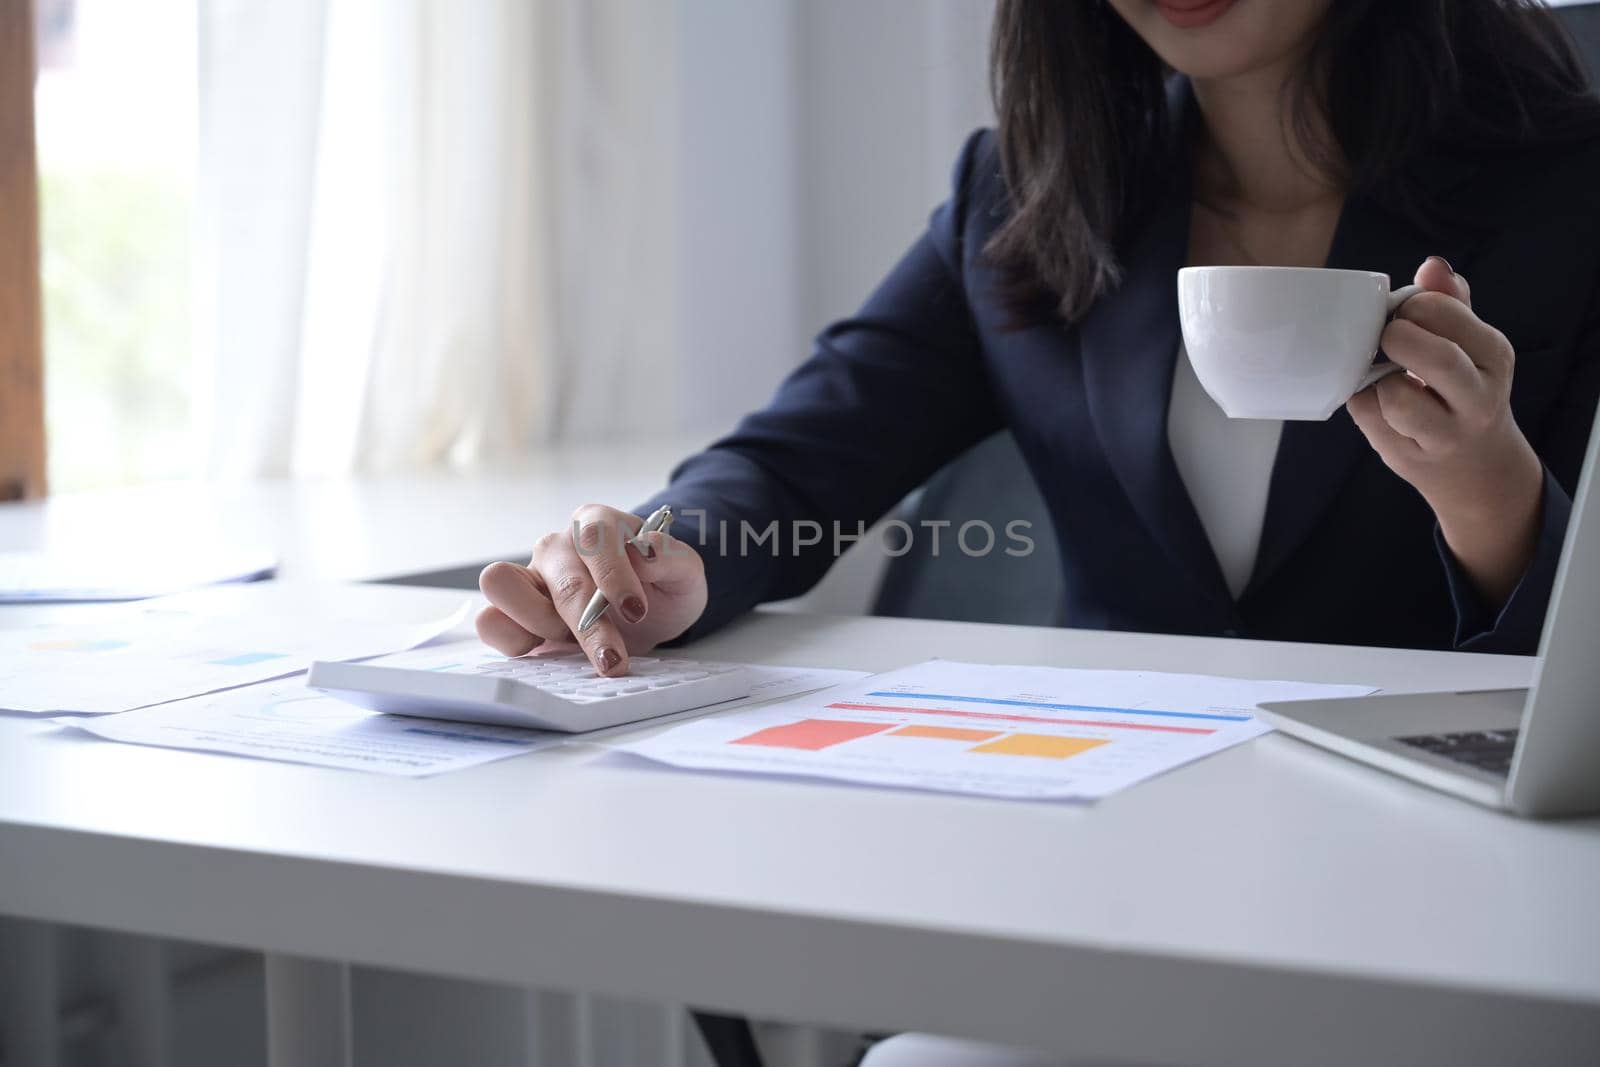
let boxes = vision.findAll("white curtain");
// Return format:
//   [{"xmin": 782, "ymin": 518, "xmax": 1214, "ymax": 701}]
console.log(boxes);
[{"xmin": 196, "ymin": 0, "xmax": 678, "ymax": 480}]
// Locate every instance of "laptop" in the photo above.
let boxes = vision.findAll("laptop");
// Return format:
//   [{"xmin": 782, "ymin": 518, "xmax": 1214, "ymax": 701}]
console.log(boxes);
[{"xmin": 1257, "ymin": 408, "xmax": 1600, "ymax": 818}]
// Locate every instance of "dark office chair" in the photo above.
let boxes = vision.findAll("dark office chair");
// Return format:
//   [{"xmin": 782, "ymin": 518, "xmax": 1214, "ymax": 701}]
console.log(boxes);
[
  {"xmin": 871, "ymin": 430, "xmax": 1064, "ymax": 625},
  {"xmin": 1560, "ymin": 1, "xmax": 1600, "ymax": 83}
]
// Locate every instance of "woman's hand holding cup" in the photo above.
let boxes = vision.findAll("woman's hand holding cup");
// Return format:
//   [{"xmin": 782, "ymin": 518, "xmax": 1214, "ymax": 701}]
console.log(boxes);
[{"xmin": 1348, "ymin": 256, "xmax": 1545, "ymax": 607}]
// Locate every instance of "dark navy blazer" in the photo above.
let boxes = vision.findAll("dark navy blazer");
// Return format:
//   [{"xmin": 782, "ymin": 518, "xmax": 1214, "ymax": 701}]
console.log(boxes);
[{"xmin": 640, "ymin": 106, "xmax": 1600, "ymax": 657}]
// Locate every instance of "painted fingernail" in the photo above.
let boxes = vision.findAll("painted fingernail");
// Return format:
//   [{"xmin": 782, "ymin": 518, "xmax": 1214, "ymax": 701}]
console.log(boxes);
[
  {"xmin": 597, "ymin": 647, "xmax": 622, "ymax": 674},
  {"xmin": 620, "ymin": 596, "xmax": 646, "ymax": 623},
  {"xmin": 1428, "ymin": 254, "xmax": 1455, "ymax": 275}
]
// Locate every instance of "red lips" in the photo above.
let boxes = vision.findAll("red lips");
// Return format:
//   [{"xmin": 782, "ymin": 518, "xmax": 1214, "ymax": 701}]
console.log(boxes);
[{"xmin": 1154, "ymin": 0, "xmax": 1237, "ymax": 30}]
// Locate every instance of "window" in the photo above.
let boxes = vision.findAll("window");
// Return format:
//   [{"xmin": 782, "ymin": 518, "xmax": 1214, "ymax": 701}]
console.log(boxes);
[{"xmin": 35, "ymin": 0, "xmax": 197, "ymax": 491}]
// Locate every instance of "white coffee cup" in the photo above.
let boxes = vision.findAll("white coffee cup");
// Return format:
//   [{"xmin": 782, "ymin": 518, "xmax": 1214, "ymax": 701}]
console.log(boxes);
[{"xmin": 1177, "ymin": 265, "xmax": 1421, "ymax": 421}]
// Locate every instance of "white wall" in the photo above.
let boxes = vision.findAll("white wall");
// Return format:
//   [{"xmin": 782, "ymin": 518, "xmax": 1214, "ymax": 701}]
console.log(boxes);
[
  {"xmin": 797, "ymin": 0, "xmax": 992, "ymax": 330},
  {"xmin": 668, "ymin": 0, "xmax": 993, "ymax": 614},
  {"xmin": 674, "ymin": 0, "xmax": 804, "ymax": 429},
  {"xmin": 674, "ymin": 0, "xmax": 993, "ymax": 437}
]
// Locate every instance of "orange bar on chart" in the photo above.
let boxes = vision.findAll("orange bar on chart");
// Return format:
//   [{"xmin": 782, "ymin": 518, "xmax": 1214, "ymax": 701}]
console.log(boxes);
[
  {"xmin": 971, "ymin": 734, "xmax": 1108, "ymax": 760},
  {"xmin": 889, "ymin": 725, "xmax": 1002, "ymax": 743},
  {"xmin": 731, "ymin": 718, "xmax": 894, "ymax": 751}
]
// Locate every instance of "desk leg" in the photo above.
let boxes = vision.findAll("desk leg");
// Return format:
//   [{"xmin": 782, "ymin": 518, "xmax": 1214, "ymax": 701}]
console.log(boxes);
[
  {"xmin": 264, "ymin": 954, "xmax": 352, "ymax": 1067},
  {"xmin": 0, "ymin": 918, "xmax": 60, "ymax": 1067},
  {"xmin": 106, "ymin": 933, "xmax": 172, "ymax": 1067}
]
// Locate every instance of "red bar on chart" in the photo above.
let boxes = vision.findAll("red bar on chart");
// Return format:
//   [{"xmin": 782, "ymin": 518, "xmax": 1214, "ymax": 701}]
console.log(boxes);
[
  {"xmin": 731, "ymin": 718, "xmax": 894, "ymax": 752},
  {"xmin": 826, "ymin": 702, "xmax": 1215, "ymax": 735}
]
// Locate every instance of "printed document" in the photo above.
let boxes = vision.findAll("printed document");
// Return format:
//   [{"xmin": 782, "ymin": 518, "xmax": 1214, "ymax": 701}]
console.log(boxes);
[
  {"xmin": 618, "ymin": 659, "xmax": 1376, "ymax": 800},
  {"xmin": 3, "ymin": 590, "xmax": 468, "ymax": 715},
  {"xmin": 55, "ymin": 640, "xmax": 866, "ymax": 776},
  {"xmin": 0, "ymin": 545, "xmax": 276, "ymax": 603},
  {"xmin": 56, "ymin": 676, "xmax": 562, "ymax": 776}
]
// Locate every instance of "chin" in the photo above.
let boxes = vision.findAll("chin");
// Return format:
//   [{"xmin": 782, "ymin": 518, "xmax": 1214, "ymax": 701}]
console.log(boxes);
[{"xmin": 1109, "ymin": 0, "xmax": 1333, "ymax": 82}]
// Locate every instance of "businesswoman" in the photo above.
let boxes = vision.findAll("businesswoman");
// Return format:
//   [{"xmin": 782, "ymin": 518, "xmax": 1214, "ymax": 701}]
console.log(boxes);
[{"xmin": 480, "ymin": 0, "xmax": 1599, "ymax": 1061}]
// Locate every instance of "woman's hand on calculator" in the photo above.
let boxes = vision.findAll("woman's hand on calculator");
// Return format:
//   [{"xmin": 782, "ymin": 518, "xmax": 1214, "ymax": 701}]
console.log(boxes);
[{"xmin": 475, "ymin": 504, "xmax": 709, "ymax": 677}]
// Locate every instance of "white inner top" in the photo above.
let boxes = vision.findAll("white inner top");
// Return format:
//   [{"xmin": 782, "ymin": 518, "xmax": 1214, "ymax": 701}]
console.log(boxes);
[{"xmin": 1167, "ymin": 343, "xmax": 1285, "ymax": 600}]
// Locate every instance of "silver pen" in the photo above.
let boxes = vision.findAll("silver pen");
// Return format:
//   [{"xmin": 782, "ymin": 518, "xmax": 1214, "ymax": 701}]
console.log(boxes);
[{"xmin": 577, "ymin": 505, "xmax": 674, "ymax": 633}]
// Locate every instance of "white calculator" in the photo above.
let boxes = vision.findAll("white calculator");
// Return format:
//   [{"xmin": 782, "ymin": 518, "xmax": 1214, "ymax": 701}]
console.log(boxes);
[{"xmin": 308, "ymin": 653, "xmax": 759, "ymax": 733}]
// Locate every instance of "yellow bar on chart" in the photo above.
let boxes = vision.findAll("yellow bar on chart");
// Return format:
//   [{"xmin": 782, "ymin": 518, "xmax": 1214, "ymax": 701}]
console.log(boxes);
[{"xmin": 970, "ymin": 734, "xmax": 1108, "ymax": 760}]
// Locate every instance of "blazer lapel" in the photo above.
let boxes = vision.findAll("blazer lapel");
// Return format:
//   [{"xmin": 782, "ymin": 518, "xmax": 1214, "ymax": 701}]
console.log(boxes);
[
  {"xmin": 1078, "ymin": 189, "xmax": 1234, "ymax": 608},
  {"xmin": 1245, "ymin": 193, "xmax": 1454, "ymax": 597},
  {"xmin": 1075, "ymin": 78, "xmax": 1493, "ymax": 608}
]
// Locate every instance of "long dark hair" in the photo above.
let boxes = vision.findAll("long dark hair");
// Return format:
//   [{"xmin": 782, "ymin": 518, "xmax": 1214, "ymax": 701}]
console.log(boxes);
[{"xmin": 986, "ymin": 0, "xmax": 1600, "ymax": 323}]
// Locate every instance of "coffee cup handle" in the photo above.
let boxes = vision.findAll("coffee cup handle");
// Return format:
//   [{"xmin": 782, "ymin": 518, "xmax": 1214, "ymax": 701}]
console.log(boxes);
[{"xmin": 1354, "ymin": 283, "xmax": 1425, "ymax": 393}]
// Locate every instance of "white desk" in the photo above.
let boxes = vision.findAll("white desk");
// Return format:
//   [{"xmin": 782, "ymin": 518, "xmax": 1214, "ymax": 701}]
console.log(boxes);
[
  {"xmin": 2, "ymin": 581, "xmax": 1597, "ymax": 1066},
  {"xmin": 0, "ymin": 436, "xmax": 709, "ymax": 585}
]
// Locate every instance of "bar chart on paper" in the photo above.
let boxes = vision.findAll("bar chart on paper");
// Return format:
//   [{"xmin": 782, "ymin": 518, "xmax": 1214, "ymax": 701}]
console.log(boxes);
[{"xmin": 619, "ymin": 660, "xmax": 1377, "ymax": 800}]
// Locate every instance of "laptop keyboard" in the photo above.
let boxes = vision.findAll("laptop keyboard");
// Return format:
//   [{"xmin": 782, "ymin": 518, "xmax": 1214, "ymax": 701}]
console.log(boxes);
[{"xmin": 1397, "ymin": 728, "xmax": 1520, "ymax": 777}]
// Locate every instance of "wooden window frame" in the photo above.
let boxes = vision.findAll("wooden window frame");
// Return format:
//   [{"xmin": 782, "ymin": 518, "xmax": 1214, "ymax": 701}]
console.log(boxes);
[{"xmin": 1, "ymin": 0, "xmax": 45, "ymax": 501}]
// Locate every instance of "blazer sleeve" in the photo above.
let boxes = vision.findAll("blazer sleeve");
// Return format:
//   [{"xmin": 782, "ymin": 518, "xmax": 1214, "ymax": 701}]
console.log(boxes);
[
  {"xmin": 1439, "ymin": 270, "xmax": 1600, "ymax": 655},
  {"xmin": 635, "ymin": 131, "xmax": 1006, "ymax": 642}
]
